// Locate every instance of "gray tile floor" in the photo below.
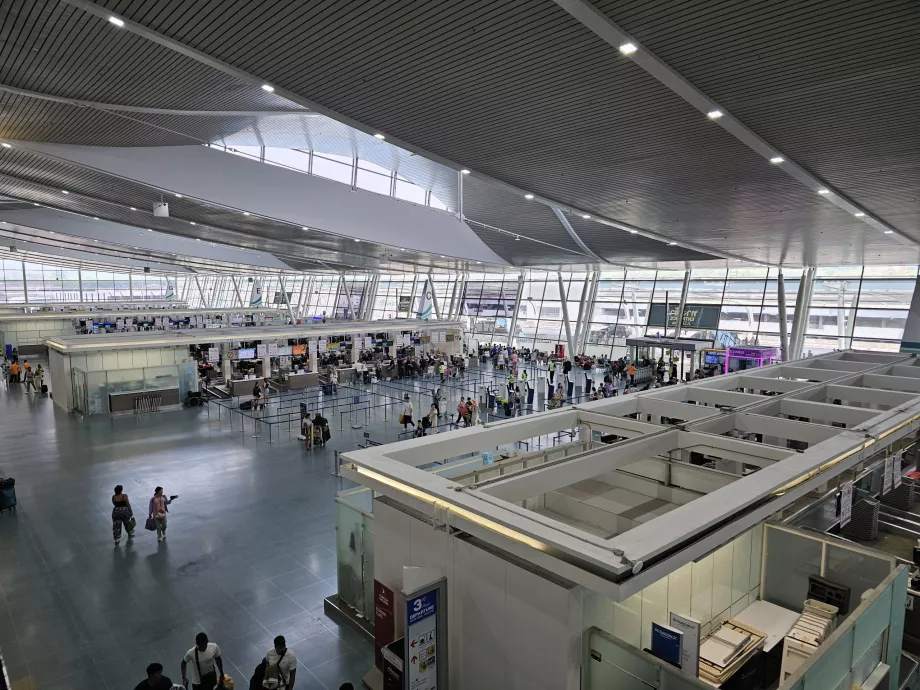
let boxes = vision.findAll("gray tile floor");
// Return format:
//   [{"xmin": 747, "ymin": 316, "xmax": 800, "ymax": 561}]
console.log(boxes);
[{"xmin": 0, "ymin": 359, "xmax": 597, "ymax": 690}]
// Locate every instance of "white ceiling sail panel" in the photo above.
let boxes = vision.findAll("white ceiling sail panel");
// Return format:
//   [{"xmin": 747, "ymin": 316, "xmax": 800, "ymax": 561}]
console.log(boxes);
[
  {"xmin": 0, "ymin": 236, "xmax": 189, "ymax": 273},
  {"xmin": 11, "ymin": 141, "xmax": 506, "ymax": 265}
]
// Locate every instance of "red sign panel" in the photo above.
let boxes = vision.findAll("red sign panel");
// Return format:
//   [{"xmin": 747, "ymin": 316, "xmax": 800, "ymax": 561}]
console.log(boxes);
[{"xmin": 374, "ymin": 580, "xmax": 396, "ymax": 670}]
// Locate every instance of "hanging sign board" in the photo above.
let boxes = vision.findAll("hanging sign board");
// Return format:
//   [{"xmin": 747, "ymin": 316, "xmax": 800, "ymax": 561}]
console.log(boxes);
[
  {"xmin": 883, "ymin": 455, "xmax": 895, "ymax": 494},
  {"xmin": 268, "ymin": 343, "xmax": 278, "ymax": 357},
  {"xmin": 374, "ymin": 581, "xmax": 396, "ymax": 670},
  {"xmin": 208, "ymin": 347, "xmax": 219, "ymax": 363},
  {"xmin": 308, "ymin": 340, "xmax": 317, "ymax": 354},
  {"xmin": 364, "ymin": 336, "xmax": 373, "ymax": 349},
  {"xmin": 840, "ymin": 481, "xmax": 853, "ymax": 527},
  {"xmin": 318, "ymin": 338, "xmax": 328, "ymax": 351},
  {"xmin": 256, "ymin": 343, "xmax": 267, "ymax": 358}
]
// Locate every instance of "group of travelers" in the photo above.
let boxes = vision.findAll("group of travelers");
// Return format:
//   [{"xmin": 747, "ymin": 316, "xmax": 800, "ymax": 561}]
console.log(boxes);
[
  {"xmin": 111, "ymin": 484, "xmax": 179, "ymax": 546},
  {"xmin": 2, "ymin": 357, "xmax": 44, "ymax": 392},
  {"xmin": 300, "ymin": 411, "xmax": 330, "ymax": 450},
  {"xmin": 135, "ymin": 631, "xmax": 357, "ymax": 690}
]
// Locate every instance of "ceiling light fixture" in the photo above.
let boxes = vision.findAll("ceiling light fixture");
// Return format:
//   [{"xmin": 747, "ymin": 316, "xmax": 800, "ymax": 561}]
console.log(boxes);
[
  {"xmin": 174, "ymin": 193, "xmax": 182, "ymax": 198},
  {"xmin": 619, "ymin": 42, "xmax": 637, "ymax": 55},
  {"xmin": 460, "ymin": 169, "xmax": 470, "ymax": 175},
  {"xmin": 769, "ymin": 156, "xmax": 784, "ymax": 164},
  {"xmin": 243, "ymin": 211, "xmax": 250, "ymax": 216},
  {"xmin": 524, "ymin": 193, "xmax": 534, "ymax": 200},
  {"xmin": 628, "ymin": 229, "xmax": 638, "ymax": 234},
  {"xmin": 93, "ymin": 216, "xmax": 99, "ymax": 219},
  {"xmin": 302, "ymin": 226, "xmax": 309, "ymax": 230},
  {"xmin": 261, "ymin": 84, "xmax": 274, "ymax": 93},
  {"xmin": 514, "ymin": 236, "xmax": 520, "ymax": 241},
  {"xmin": 61, "ymin": 190, "xmax": 69, "ymax": 194},
  {"xmin": 374, "ymin": 133, "xmax": 386, "ymax": 140},
  {"xmin": 818, "ymin": 189, "xmax": 830, "ymax": 195},
  {"xmin": 581, "ymin": 214, "xmax": 591, "ymax": 219},
  {"xmin": 355, "ymin": 239, "xmax": 360, "ymax": 242},
  {"xmin": 884, "ymin": 230, "xmax": 894, "ymax": 234},
  {"xmin": 108, "ymin": 16, "xmax": 125, "ymax": 27},
  {"xmin": 130, "ymin": 207, "xmax": 136, "ymax": 211},
  {"xmin": 147, "ymin": 228, "xmax": 153, "ymax": 232},
  {"xmin": 476, "ymin": 261, "xmax": 482, "ymax": 264},
  {"xmin": 190, "ymin": 221, "xmax": 196, "ymax": 225},
  {"xmin": 707, "ymin": 110, "xmax": 723, "ymax": 120},
  {"xmin": 669, "ymin": 241, "xmax": 677, "ymax": 245},
  {"xmin": 0, "ymin": 143, "xmax": 10, "ymax": 149},
  {"xmin": 33, "ymin": 203, "xmax": 40, "ymax": 207},
  {"xmin": 196, "ymin": 238, "xmax": 201, "ymax": 242},
  {"xmin": 854, "ymin": 212, "xmax": 866, "ymax": 218}
]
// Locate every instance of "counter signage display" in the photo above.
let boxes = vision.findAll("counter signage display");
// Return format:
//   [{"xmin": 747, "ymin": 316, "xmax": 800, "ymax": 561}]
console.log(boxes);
[
  {"xmin": 406, "ymin": 588, "xmax": 439, "ymax": 690},
  {"xmin": 669, "ymin": 612, "xmax": 700, "ymax": 677},
  {"xmin": 268, "ymin": 343, "xmax": 278, "ymax": 357},
  {"xmin": 883, "ymin": 455, "xmax": 894, "ymax": 494},
  {"xmin": 277, "ymin": 345, "xmax": 293, "ymax": 356},
  {"xmin": 318, "ymin": 338, "xmax": 328, "ymax": 351},
  {"xmin": 308, "ymin": 341, "xmax": 317, "ymax": 354},
  {"xmin": 208, "ymin": 347, "xmax": 219, "ymax": 363},
  {"xmin": 238, "ymin": 348, "xmax": 256, "ymax": 360},
  {"xmin": 840, "ymin": 480, "xmax": 853, "ymax": 527},
  {"xmin": 256, "ymin": 343, "xmax": 267, "ymax": 358},
  {"xmin": 364, "ymin": 336, "xmax": 373, "ymax": 348}
]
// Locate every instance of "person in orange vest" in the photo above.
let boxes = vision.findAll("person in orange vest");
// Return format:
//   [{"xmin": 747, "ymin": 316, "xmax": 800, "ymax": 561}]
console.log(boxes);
[
  {"xmin": 627, "ymin": 362, "xmax": 636, "ymax": 386},
  {"xmin": 9, "ymin": 360, "xmax": 20, "ymax": 384}
]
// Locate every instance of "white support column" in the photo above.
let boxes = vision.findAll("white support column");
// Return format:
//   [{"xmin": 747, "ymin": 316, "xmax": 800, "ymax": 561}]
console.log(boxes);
[
  {"xmin": 299, "ymin": 276, "xmax": 314, "ymax": 319},
  {"xmin": 777, "ymin": 269, "xmax": 789, "ymax": 361},
  {"xmin": 581, "ymin": 271, "xmax": 600, "ymax": 352},
  {"xmin": 340, "ymin": 274, "xmax": 356, "ymax": 319},
  {"xmin": 507, "ymin": 273, "xmax": 525, "ymax": 347},
  {"xmin": 673, "ymin": 270, "xmax": 691, "ymax": 339},
  {"xmin": 294, "ymin": 275, "xmax": 307, "ymax": 322},
  {"xmin": 408, "ymin": 274, "xmax": 419, "ymax": 316},
  {"xmin": 332, "ymin": 274, "xmax": 343, "ymax": 319},
  {"xmin": 427, "ymin": 274, "xmax": 442, "ymax": 320},
  {"xmin": 446, "ymin": 275, "xmax": 459, "ymax": 322},
  {"xmin": 78, "ymin": 269, "xmax": 84, "ymax": 302},
  {"xmin": 572, "ymin": 273, "xmax": 592, "ymax": 355},
  {"xmin": 279, "ymin": 276, "xmax": 296, "ymax": 323},
  {"xmin": 557, "ymin": 272, "xmax": 575, "ymax": 358},
  {"xmin": 789, "ymin": 267, "xmax": 815, "ymax": 360}
]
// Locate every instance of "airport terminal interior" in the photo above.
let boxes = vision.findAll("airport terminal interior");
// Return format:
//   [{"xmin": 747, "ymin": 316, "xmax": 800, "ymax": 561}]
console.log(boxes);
[{"xmin": 1, "ymin": 2, "xmax": 920, "ymax": 690}]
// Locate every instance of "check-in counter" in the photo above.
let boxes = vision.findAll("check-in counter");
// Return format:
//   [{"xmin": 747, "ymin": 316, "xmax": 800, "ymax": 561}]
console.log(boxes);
[
  {"xmin": 109, "ymin": 387, "xmax": 180, "ymax": 412},
  {"xmin": 334, "ymin": 366, "xmax": 357, "ymax": 385},
  {"xmin": 228, "ymin": 378, "xmax": 262, "ymax": 397},
  {"xmin": 286, "ymin": 372, "xmax": 319, "ymax": 389}
]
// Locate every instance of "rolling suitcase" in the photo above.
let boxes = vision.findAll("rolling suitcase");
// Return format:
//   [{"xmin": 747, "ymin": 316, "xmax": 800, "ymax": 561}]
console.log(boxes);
[
  {"xmin": 41, "ymin": 384, "xmax": 48, "ymax": 393},
  {"xmin": 0, "ymin": 477, "xmax": 16, "ymax": 513}
]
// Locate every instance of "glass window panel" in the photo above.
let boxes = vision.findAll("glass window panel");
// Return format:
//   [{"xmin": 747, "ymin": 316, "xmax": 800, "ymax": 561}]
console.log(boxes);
[
  {"xmin": 394, "ymin": 179, "xmax": 427, "ymax": 204},
  {"xmin": 356, "ymin": 168, "xmax": 392, "ymax": 195},
  {"xmin": 312, "ymin": 154, "xmax": 353, "ymax": 184},
  {"xmin": 264, "ymin": 148, "xmax": 311, "ymax": 171}
]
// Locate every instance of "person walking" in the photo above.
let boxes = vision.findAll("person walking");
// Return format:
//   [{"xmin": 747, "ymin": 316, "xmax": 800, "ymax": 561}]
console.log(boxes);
[
  {"xmin": 428, "ymin": 403, "xmax": 438, "ymax": 431},
  {"xmin": 438, "ymin": 361, "xmax": 446, "ymax": 383},
  {"xmin": 547, "ymin": 359, "xmax": 555, "ymax": 385},
  {"xmin": 9, "ymin": 359, "xmax": 20, "ymax": 384},
  {"xmin": 34, "ymin": 364, "xmax": 44, "ymax": 392},
  {"xmin": 401, "ymin": 395, "xmax": 414, "ymax": 430},
  {"xmin": 627, "ymin": 362, "xmax": 636, "ymax": 386},
  {"xmin": 252, "ymin": 380, "xmax": 262, "ymax": 411},
  {"xmin": 181, "ymin": 632, "xmax": 224, "ymax": 690},
  {"xmin": 148, "ymin": 486, "xmax": 177, "ymax": 542},
  {"xmin": 23, "ymin": 367, "xmax": 35, "ymax": 392},
  {"xmin": 22, "ymin": 360, "xmax": 31, "ymax": 380},
  {"xmin": 134, "ymin": 663, "xmax": 173, "ymax": 690},
  {"xmin": 260, "ymin": 636, "xmax": 297, "ymax": 690},
  {"xmin": 111, "ymin": 484, "xmax": 135, "ymax": 546}
]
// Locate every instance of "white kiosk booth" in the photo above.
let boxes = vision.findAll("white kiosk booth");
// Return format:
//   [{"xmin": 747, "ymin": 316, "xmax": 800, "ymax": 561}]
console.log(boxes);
[{"xmin": 337, "ymin": 350, "xmax": 918, "ymax": 690}]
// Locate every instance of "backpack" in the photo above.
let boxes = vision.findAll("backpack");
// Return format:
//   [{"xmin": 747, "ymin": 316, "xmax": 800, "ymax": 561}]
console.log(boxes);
[{"xmin": 260, "ymin": 650, "xmax": 287, "ymax": 689}]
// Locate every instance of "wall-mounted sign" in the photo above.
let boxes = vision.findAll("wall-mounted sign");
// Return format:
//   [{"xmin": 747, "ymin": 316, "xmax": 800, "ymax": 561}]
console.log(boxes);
[
  {"xmin": 268, "ymin": 343, "xmax": 278, "ymax": 357},
  {"xmin": 208, "ymin": 347, "xmax": 219, "ymax": 363},
  {"xmin": 364, "ymin": 336, "xmax": 373, "ymax": 349},
  {"xmin": 308, "ymin": 341, "xmax": 317, "ymax": 354},
  {"xmin": 840, "ymin": 481, "xmax": 853, "ymax": 527},
  {"xmin": 374, "ymin": 581, "xmax": 395, "ymax": 670},
  {"xmin": 256, "ymin": 343, "xmax": 267, "ymax": 358},
  {"xmin": 883, "ymin": 455, "xmax": 895, "ymax": 494},
  {"xmin": 318, "ymin": 338, "xmax": 328, "ymax": 351}
]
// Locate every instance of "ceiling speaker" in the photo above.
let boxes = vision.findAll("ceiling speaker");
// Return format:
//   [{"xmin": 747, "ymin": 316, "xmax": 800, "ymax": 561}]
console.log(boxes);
[{"xmin": 153, "ymin": 202, "xmax": 169, "ymax": 217}]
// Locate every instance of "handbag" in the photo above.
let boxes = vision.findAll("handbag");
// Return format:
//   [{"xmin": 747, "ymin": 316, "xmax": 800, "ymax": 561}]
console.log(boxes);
[
  {"xmin": 145, "ymin": 517, "xmax": 157, "ymax": 531},
  {"xmin": 126, "ymin": 517, "xmax": 136, "ymax": 532}
]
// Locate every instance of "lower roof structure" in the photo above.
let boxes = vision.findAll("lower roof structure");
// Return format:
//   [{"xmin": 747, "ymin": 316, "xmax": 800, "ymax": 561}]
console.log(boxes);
[{"xmin": 341, "ymin": 350, "xmax": 920, "ymax": 601}]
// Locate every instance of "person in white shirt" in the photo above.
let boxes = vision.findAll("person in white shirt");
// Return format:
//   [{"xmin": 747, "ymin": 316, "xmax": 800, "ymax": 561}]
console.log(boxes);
[
  {"xmin": 262, "ymin": 636, "xmax": 297, "ymax": 690},
  {"xmin": 181, "ymin": 633, "xmax": 224, "ymax": 690},
  {"xmin": 402, "ymin": 395, "xmax": 414, "ymax": 429}
]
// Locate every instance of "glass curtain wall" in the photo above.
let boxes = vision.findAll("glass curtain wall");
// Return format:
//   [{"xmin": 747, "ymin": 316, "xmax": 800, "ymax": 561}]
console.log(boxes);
[{"xmin": 0, "ymin": 260, "xmax": 171, "ymax": 304}]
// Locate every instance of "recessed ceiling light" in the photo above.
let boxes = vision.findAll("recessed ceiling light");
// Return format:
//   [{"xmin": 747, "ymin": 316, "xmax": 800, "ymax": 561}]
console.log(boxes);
[
  {"xmin": 355, "ymin": 239, "xmax": 360, "ymax": 242},
  {"xmin": 108, "ymin": 16, "xmax": 125, "ymax": 27},
  {"xmin": 196, "ymin": 238, "xmax": 201, "ymax": 242},
  {"xmin": 817, "ymin": 189, "xmax": 830, "ymax": 195},
  {"xmin": 174, "ymin": 193, "xmax": 182, "ymax": 198},
  {"xmin": 460, "ymin": 169, "xmax": 470, "ymax": 175},
  {"xmin": 190, "ymin": 222, "xmax": 196, "ymax": 225},
  {"xmin": 130, "ymin": 207, "xmax": 136, "ymax": 211},
  {"xmin": 514, "ymin": 236, "xmax": 520, "ymax": 241},
  {"xmin": 0, "ymin": 143, "xmax": 10, "ymax": 148},
  {"xmin": 707, "ymin": 110, "xmax": 723, "ymax": 120},
  {"xmin": 581, "ymin": 214, "xmax": 590, "ymax": 219},
  {"xmin": 373, "ymin": 133, "xmax": 386, "ymax": 140},
  {"xmin": 243, "ymin": 211, "xmax": 250, "ymax": 216},
  {"xmin": 33, "ymin": 203, "xmax": 40, "ymax": 207},
  {"xmin": 476, "ymin": 261, "xmax": 482, "ymax": 264},
  {"xmin": 261, "ymin": 84, "xmax": 274, "ymax": 93},
  {"xmin": 669, "ymin": 241, "xmax": 677, "ymax": 245},
  {"xmin": 524, "ymin": 193, "xmax": 534, "ymax": 200},
  {"xmin": 93, "ymin": 239, "xmax": 98, "ymax": 242},
  {"xmin": 884, "ymin": 230, "xmax": 894, "ymax": 234},
  {"xmin": 769, "ymin": 156, "xmax": 784, "ymax": 164},
  {"xmin": 440, "ymin": 255, "xmax": 445, "ymax": 258},
  {"xmin": 399, "ymin": 248, "xmax": 405, "ymax": 251},
  {"xmin": 854, "ymin": 212, "xmax": 866, "ymax": 218},
  {"xmin": 302, "ymin": 226, "xmax": 308, "ymax": 230},
  {"xmin": 93, "ymin": 216, "xmax": 98, "ymax": 219},
  {"xmin": 147, "ymin": 228, "xmax": 153, "ymax": 232},
  {"xmin": 628, "ymin": 229, "xmax": 638, "ymax": 234},
  {"xmin": 61, "ymin": 190, "xmax": 69, "ymax": 194},
  {"xmin": 619, "ymin": 42, "xmax": 637, "ymax": 55}
]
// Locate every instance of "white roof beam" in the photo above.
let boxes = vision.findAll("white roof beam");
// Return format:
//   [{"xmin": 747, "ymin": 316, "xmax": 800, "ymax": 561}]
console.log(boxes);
[
  {"xmin": 861, "ymin": 373, "xmax": 920, "ymax": 394},
  {"xmin": 780, "ymin": 398, "xmax": 881, "ymax": 426}
]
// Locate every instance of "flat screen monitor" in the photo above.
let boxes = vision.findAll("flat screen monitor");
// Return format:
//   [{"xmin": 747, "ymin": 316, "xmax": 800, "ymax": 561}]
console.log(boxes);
[
  {"xmin": 292, "ymin": 344, "xmax": 306, "ymax": 355},
  {"xmin": 237, "ymin": 348, "xmax": 256, "ymax": 360},
  {"xmin": 704, "ymin": 353, "xmax": 722, "ymax": 364}
]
